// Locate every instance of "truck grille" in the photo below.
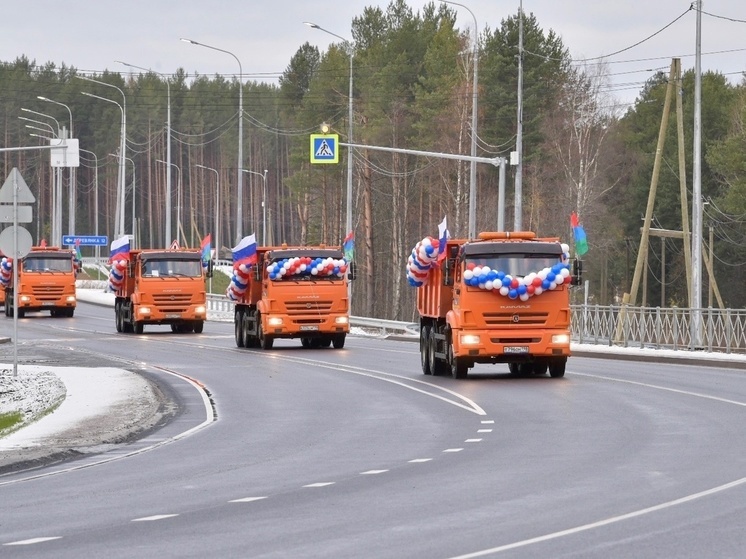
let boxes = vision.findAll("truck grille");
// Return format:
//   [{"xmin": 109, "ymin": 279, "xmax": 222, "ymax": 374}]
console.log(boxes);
[
  {"xmin": 32, "ymin": 286, "xmax": 64, "ymax": 301},
  {"xmin": 483, "ymin": 311, "xmax": 549, "ymax": 326},
  {"xmin": 286, "ymin": 300, "xmax": 334, "ymax": 314},
  {"xmin": 153, "ymin": 293, "xmax": 193, "ymax": 312}
]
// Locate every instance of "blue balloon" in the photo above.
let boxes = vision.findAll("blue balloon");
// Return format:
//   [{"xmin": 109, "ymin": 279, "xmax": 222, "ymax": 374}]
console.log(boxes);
[
  {"xmin": 508, "ymin": 289, "xmax": 518, "ymax": 299},
  {"xmin": 542, "ymin": 279, "xmax": 551, "ymax": 290},
  {"xmin": 517, "ymin": 285, "xmax": 527, "ymax": 295},
  {"xmin": 547, "ymin": 272, "xmax": 556, "ymax": 282}
]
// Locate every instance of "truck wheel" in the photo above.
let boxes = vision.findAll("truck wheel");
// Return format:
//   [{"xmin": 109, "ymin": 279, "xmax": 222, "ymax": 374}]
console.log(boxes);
[
  {"xmin": 508, "ymin": 363, "xmax": 519, "ymax": 375},
  {"xmin": 321, "ymin": 337, "xmax": 332, "ymax": 348},
  {"xmin": 429, "ymin": 331, "xmax": 448, "ymax": 376},
  {"xmin": 66, "ymin": 308, "xmax": 75, "ymax": 318},
  {"xmin": 420, "ymin": 325, "xmax": 432, "ymax": 375},
  {"xmin": 193, "ymin": 321, "xmax": 204, "ymax": 334},
  {"xmin": 301, "ymin": 337, "xmax": 311, "ymax": 348},
  {"xmin": 549, "ymin": 358, "xmax": 567, "ymax": 378},
  {"xmin": 447, "ymin": 333, "xmax": 468, "ymax": 379},
  {"xmin": 17, "ymin": 308, "xmax": 25, "ymax": 318},
  {"xmin": 134, "ymin": 321, "xmax": 144, "ymax": 334},
  {"xmin": 115, "ymin": 303, "xmax": 122, "ymax": 332},
  {"xmin": 235, "ymin": 310, "xmax": 245, "ymax": 347},
  {"xmin": 242, "ymin": 313, "xmax": 256, "ymax": 347},
  {"xmin": 332, "ymin": 334, "xmax": 346, "ymax": 349},
  {"xmin": 257, "ymin": 315, "xmax": 273, "ymax": 349}
]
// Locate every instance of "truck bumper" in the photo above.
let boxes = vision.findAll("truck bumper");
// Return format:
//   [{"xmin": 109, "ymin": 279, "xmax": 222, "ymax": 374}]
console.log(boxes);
[
  {"xmin": 265, "ymin": 314, "xmax": 350, "ymax": 338},
  {"xmin": 452, "ymin": 328, "xmax": 571, "ymax": 363},
  {"xmin": 134, "ymin": 303, "xmax": 207, "ymax": 324}
]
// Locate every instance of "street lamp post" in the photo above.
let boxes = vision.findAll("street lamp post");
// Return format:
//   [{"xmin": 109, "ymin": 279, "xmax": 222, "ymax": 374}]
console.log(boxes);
[
  {"xmin": 79, "ymin": 148, "xmax": 100, "ymax": 266},
  {"xmin": 243, "ymin": 169, "xmax": 267, "ymax": 246},
  {"xmin": 79, "ymin": 76, "xmax": 127, "ymax": 237},
  {"xmin": 195, "ymin": 164, "xmax": 220, "ymax": 260},
  {"xmin": 112, "ymin": 153, "xmax": 136, "ymax": 246},
  {"xmin": 116, "ymin": 61, "xmax": 172, "ymax": 247},
  {"xmin": 22, "ymin": 107, "xmax": 63, "ymax": 244},
  {"xmin": 304, "ymin": 22, "xmax": 354, "ymax": 245},
  {"xmin": 181, "ymin": 38, "xmax": 243, "ymax": 244},
  {"xmin": 441, "ymin": 1, "xmax": 479, "ymax": 239},
  {"xmin": 38, "ymin": 96, "xmax": 76, "ymax": 237},
  {"xmin": 157, "ymin": 160, "xmax": 181, "ymax": 247}
]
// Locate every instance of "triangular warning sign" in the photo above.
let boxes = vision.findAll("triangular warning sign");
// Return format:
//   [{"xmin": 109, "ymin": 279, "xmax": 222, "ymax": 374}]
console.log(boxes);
[
  {"xmin": 0, "ymin": 168, "xmax": 36, "ymax": 204},
  {"xmin": 170, "ymin": 240, "xmax": 180, "ymax": 250}
]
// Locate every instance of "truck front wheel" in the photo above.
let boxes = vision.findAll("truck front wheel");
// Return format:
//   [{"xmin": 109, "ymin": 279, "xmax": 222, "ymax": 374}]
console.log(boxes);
[
  {"xmin": 447, "ymin": 331, "xmax": 468, "ymax": 379},
  {"xmin": 332, "ymin": 334, "xmax": 346, "ymax": 349},
  {"xmin": 549, "ymin": 358, "xmax": 567, "ymax": 378},
  {"xmin": 235, "ymin": 310, "xmax": 245, "ymax": 347},
  {"xmin": 193, "ymin": 321, "xmax": 204, "ymax": 334},
  {"xmin": 134, "ymin": 321, "xmax": 144, "ymax": 334},
  {"xmin": 257, "ymin": 314, "xmax": 274, "ymax": 349}
]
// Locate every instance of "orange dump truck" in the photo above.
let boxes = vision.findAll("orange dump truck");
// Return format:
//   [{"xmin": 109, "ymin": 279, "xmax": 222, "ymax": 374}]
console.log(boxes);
[
  {"xmin": 3, "ymin": 246, "xmax": 78, "ymax": 318},
  {"xmin": 413, "ymin": 231, "xmax": 581, "ymax": 379},
  {"xmin": 231, "ymin": 246, "xmax": 353, "ymax": 349},
  {"xmin": 111, "ymin": 248, "xmax": 211, "ymax": 334}
]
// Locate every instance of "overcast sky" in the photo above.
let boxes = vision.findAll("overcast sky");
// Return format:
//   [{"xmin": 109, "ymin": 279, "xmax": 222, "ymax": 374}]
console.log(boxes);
[{"xmin": 2, "ymin": 1, "xmax": 744, "ymax": 108}]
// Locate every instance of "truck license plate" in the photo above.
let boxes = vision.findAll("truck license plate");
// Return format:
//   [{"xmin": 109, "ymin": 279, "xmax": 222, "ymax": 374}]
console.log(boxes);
[
  {"xmin": 300, "ymin": 325, "xmax": 318, "ymax": 331},
  {"xmin": 166, "ymin": 313, "xmax": 181, "ymax": 319},
  {"xmin": 504, "ymin": 346, "xmax": 529, "ymax": 354}
]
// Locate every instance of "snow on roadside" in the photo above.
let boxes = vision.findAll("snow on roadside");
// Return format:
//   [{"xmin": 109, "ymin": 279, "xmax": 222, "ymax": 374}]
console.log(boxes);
[{"xmin": 0, "ymin": 366, "xmax": 66, "ymax": 437}]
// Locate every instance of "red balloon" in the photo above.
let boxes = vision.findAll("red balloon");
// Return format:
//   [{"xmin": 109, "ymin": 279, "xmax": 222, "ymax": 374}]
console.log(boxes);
[
  {"xmin": 527, "ymin": 285, "xmax": 535, "ymax": 295},
  {"xmin": 532, "ymin": 276, "xmax": 542, "ymax": 287},
  {"xmin": 510, "ymin": 278, "xmax": 519, "ymax": 289}
]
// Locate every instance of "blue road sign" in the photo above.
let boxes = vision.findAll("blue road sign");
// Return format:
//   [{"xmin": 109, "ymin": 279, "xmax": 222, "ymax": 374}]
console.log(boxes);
[
  {"xmin": 62, "ymin": 235, "xmax": 109, "ymax": 246},
  {"xmin": 310, "ymin": 134, "xmax": 339, "ymax": 164}
]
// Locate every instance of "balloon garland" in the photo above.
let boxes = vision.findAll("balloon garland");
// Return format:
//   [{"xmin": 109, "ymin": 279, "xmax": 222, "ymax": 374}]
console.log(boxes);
[
  {"xmin": 0, "ymin": 257, "xmax": 12, "ymax": 289},
  {"xmin": 267, "ymin": 256, "xmax": 347, "ymax": 281},
  {"xmin": 107, "ymin": 259, "xmax": 127, "ymax": 292},
  {"xmin": 226, "ymin": 263, "xmax": 252, "ymax": 302},
  {"xmin": 406, "ymin": 236, "xmax": 441, "ymax": 287}
]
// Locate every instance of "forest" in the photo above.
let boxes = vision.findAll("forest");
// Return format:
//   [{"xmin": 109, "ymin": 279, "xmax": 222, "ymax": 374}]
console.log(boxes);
[{"xmin": 1, "ymin": 0, "xmax": 745, "ymax": 319}]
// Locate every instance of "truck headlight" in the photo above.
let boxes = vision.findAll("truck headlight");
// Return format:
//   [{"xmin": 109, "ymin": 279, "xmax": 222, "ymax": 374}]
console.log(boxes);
[
  {"xmin": 66, "ymin": 295, "xmax": 76, "ymax": 303},
  {"xmin": 138, "ymin": 306, "xmax": 151, "ymax": 316},
  {"xmin": 268, "ymin": 317, "xmax": 283, "ymax": 326},
  {"xmin": 335, "ymin": 316, "xmax": 349, "ymax": 325},
  {"xmin": 552, "ymin": 334, "xmax": 570, "ymax": 344},
  {"xmin": 195, "ymin": 305, "xmax": 206, "ymax": 315},
  {"xmin": 460, "ymin": 334, "xmax": 480, "ymax": 345},
  {"xmin": 20, "ymin": 295, "xmax": 31, "ymax": 303}
]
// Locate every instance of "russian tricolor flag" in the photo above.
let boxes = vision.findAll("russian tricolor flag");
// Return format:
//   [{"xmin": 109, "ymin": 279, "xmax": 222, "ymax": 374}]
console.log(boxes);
[
  {"xmin": 437, "ymin": 216, "xmax": 449, "ymax": 262},
  {"xmin": 231, "ymin": 233, "xmax": 257, "ymax": 269},
  {"xmin": 200, "ymin": 234, "xmax": 211, "ymax": 266},
  {"xmin": 109, "ymin": 236, "xmax": 130, "ymax": 263}
]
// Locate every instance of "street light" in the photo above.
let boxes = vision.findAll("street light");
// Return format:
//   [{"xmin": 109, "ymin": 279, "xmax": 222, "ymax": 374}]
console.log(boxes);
[
  {"xmin": 243, "ymin": 169, "xmax": 267, "ymax": 246},
  {"xmin": 441, "ymin": 1, "xmax": 479, "ymax": 238},
  {"xmin": 79, "ymin": 148, "xmax": 100, "ymax": 265},
  {"xmin": 181, "ymin": 38, "xmax": 244, "ymax": 243},
  {"xmin": 39, "ymin": 96, "xmax": 76, "ymax": 237},
  {"xmin": 112, "ymin": 153, "xmax": 136, "ymax": 246},
  {"xmin": 195, "ymin": 164, "xmax": 220, "ymax": 260},
  {"xmin": 156, "ymin": 159, "xmax": 182, "ymax": 247},
  {"xmin": 79, "ymin": 75, "xmax": 127, "ymax": 237},
  {"xmin": 304, "ymin": 22, "xmax": 354, "ymax": 246},
  {"xmin": 116, "ymin": 61, "xmax": 172, "ymax": 247},
  {"xmin": 22, "ymin": 107, "xmax": 62, "ymax": 244}
]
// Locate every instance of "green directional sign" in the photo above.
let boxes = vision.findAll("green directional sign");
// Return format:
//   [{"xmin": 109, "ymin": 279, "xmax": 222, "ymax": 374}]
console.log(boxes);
[{"xmin": 310, "ymin": 134, "xmax": 339, "ymax": 164}]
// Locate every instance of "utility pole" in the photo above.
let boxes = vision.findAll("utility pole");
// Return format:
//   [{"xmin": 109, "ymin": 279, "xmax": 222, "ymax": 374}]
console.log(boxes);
[{"xmin": 513, "ymin": 0, "xmax": 524, "ymax": 231}]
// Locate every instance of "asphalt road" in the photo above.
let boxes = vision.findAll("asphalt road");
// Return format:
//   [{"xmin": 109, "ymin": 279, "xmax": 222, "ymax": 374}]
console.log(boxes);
[{"xmin": 2, "ymin": 301, "xmax": 746, "ymax": 558}]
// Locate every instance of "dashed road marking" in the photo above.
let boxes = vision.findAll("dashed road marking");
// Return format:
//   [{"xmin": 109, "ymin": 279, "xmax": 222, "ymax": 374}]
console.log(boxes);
[
  {"xmin": 443, "ymin": 448, "xmax": 464, "ymax": 453},
  {"xmin": 4, "ymin": 537, "xmax": 62, "ymax": 546},
  {"xmin": 303, "ymin": 482, "xmax": 335, "ymax": 488},
  {"xmin": 481, "ymin": 420, "xmax": 495, "ymax": 424},
  {"xmin": 408, "ymin": 458, "xmax": 433, "ymax": 463},
  {"xmin": 465, "ymin": 439, "xmax": 482, "ymax": 443},
  {"xmin": 360, "ymin": 469, "xmax": 389, "ymax": 475},
  {"xmin": 132, "ymin": 514, "xmax": 179, "ymax": 522},
  {"xmin": 229, "ymin": 496, "xmax": 268, "ymax": 503},
  {"xmin": 477, "ymin": 429, "xmax": 493, "ymax": 433}
]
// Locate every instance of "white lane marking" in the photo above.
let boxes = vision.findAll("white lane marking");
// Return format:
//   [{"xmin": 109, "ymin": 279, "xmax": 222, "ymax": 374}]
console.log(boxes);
[
  {"xmin": 0, "ymin": 369, "xmax": 214, "ymax": 487},
  {"xmin": 481, "ymin": 420, "xmax": 495, "ymax": 424},
  {"xmin": 465, "ymin": 439, "xmax": 482, "ymax": 443},
  {"xmin": 303, "ymin": 482, "xmax": 335, "ymax": 488},
  {"xmin": 478, "ymin": 429, "xmax": 493, "ymax": 433},
  {"xmin": 447, "ymin": 475, "xmax": 746, "ymax": 559},
  {"xmin": 131, "ymin": 514, "xmax": 179, "ymax": 522},
  {"xmin": 271, "ymin": 354, "xmax": 486, "ymax": 415},
  {"xmin": 408, "ymin": 458, "xmax": 433, "ymax": 463},
  {"xmin": 4, "ymin": 537, "xmax": 62, "ymax": 546},
  {"xmin": 572, "ymin": 371, "xmax": 746, "ymax": 407},
  {"xmin": 443, "ymin": 448, "xmax": 463, "ymax": 453},
  {"xmin": 229, "ymin": 496, "xmax": 268, "ymax": 503},
  {"xmin": 360, "ymin": 470, "xmax": 389, "ymax": 475}
]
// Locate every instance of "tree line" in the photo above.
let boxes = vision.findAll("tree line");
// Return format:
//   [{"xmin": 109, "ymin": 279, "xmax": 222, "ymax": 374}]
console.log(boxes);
[{"xmin": 1, "ymin": 0, "xmax": 745, "ymax": 317}]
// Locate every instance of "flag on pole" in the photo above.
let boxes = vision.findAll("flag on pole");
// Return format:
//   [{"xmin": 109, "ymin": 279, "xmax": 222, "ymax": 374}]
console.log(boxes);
[
  {"xmin": 109, "ymin": 235, "xmax": 131, "ymax": 263},
  {"xmin": 343, "ymin": 231, "xmax": 354, "ymax": 261},
  {"xmin": 200, "ymin": 234, "xmax": 211, "ymax": 266},
  {"xmin": 74, "ymin": 239, "xmax": 83, "ymax": 261},
  {"xmin": 437, "ymin": 216, "xmax": 450, "ymax": 262},
  {"xmin": 570, "ymin": 212, "xmax": 589, "ymax": 257},
  {"xmin": 231, "ymin": 234, "xmax": 257, "ymax": 269}
]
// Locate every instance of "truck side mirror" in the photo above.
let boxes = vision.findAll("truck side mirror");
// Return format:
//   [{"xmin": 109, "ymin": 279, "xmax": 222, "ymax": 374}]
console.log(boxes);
[
  {"xmin": 347, "ymin": 260, "xmax": 356, "ymax": 281},
  {"xmin": 254, "ymin": 262, "xmax": 262, "ymax": 281},
  {"xmin": 571, "ymin": 259, "xmax": 583, "ymax": 286},
  {"xmin": 444, "ymin": 259, "xmax": 453, "ymax": 286},
  {"xmin": 205, "ymin": 259, "xmax": 214, "ymax": 279}
]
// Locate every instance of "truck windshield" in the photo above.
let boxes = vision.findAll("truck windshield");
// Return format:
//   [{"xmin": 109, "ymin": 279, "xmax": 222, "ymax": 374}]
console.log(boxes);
[
  {"xmin": 23, "ymin": 257, "xmax": 73, "ymax": 272},
  {"xmin": 465, "ymin": 255, "xmax": 562, "ymax": 278},
  {"xmin": 142, "ymin": 259, "xmax": 203, "ymax": 278}
]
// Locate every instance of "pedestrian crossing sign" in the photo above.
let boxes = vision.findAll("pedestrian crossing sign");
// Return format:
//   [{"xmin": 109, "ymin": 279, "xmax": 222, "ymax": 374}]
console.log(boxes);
[{"xmin": 310, "ymin": 134, "xmax": 339, "ymax": 164}]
